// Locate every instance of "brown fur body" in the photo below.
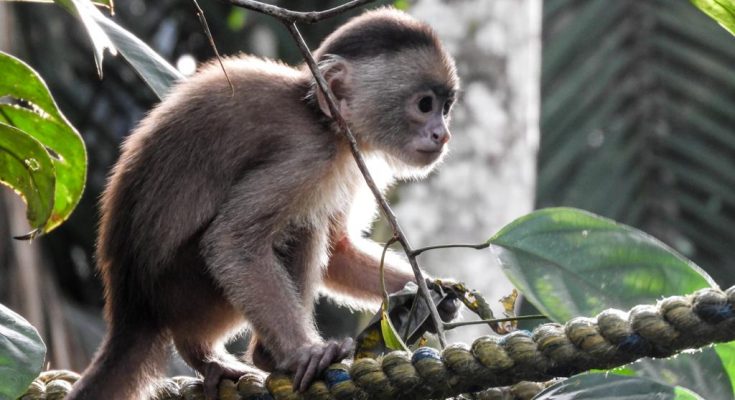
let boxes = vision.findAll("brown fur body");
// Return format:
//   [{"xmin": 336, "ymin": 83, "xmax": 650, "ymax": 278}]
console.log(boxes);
[{"xmin": 68, "ymin": 8, "xmax": 458, "ymax": 400}]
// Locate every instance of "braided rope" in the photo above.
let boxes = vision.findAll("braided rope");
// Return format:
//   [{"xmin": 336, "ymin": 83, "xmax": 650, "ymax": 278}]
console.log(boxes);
[{"xmin": 20, "ymin": 286, "xmax": 735, "ymax": 400}]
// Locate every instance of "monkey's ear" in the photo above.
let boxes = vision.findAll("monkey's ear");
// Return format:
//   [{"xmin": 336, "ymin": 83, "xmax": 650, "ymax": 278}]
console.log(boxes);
[{"xmin": 316, "ymin": 59, "xmax": 352, "ymax": 119}]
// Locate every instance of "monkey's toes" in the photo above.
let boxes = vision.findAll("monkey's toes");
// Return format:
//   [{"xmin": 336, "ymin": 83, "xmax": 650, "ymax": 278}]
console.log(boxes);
[
  {"xmin": 292, "ymin": 338, "xmax": 354, "ymax": 392},
  {"xmin": 201, "ymin": 361, "xmax": 251, "ymax": 400}
]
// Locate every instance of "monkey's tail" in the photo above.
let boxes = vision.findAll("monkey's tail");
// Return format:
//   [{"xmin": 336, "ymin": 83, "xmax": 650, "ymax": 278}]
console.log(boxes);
[{"xmin": 65, "ymin": 321, "xmax": 169, "ymax": 400}]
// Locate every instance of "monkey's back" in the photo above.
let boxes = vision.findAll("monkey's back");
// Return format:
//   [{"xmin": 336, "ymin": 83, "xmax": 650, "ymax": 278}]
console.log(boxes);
[{"xmin": 97, "ymin": 56, "xmax": 333, "ymax": 310}]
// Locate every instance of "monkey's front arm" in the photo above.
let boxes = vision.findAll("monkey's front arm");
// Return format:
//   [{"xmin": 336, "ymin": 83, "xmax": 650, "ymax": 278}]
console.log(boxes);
[{"xmin": 323, "ymin": 235, "xmax": 461, "ymax": 326}]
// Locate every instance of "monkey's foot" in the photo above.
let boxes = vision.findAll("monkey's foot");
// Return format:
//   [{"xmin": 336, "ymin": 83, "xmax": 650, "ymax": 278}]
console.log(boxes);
[
  {"xmin": 201, "ymin": 361, "xmax": 253, "ymax": 400},
  {"xmin": 290, "ymin": 338, "xmax": 354, "ymax": 392}
]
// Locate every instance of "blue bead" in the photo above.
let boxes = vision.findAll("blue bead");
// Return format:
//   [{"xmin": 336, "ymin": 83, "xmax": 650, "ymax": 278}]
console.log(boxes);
[
  {"xmin": 412, "ymin": 347, "xmax": 441, "ymax": 363},
  {"xmin": 325, "ymin": 369, "xmax": 351, "ymax": 389},
  {"xmin": 498, "ymin": 329, "xmax": 532, "ymax": 345}
]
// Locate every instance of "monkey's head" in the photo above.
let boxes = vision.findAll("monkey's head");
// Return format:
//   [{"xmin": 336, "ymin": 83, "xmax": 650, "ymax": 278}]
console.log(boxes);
[{"xmin": 310, "ymin": 8, "xmax": 459, "ymax": 177}]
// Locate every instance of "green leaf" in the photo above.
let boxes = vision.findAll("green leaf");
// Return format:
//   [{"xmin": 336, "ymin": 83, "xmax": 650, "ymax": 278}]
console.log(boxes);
[
  {"xmin": 54, "ymin": 0, "xmax": 117, "ymax": 78},
  {"xmin": 633, "ymin": 347, "xmax": 733, "ymax": 400},
  {"xmin": 0, "ymin": 303, "xmax": 46, "ymax": 400},
  {"xmin": 0, "ymin": 123, "xmax": 56, "ymax": 237},
  {"xmin": 0, "ymin": 52, "xmax": 67, "ymax": 124},
  {"xmin": 55, "ymin": 0, "xmax": 183, "ymax": 99},
  {"xmin": 380, "ymin": 309, "xmax": 408, "ymax": 352},
  {"xmin": 0, "ymin": 51, "xmax": 87, "ymax": 235},
  {"xmin": 227, "ymin": 7, "xmax": 248, "ymax": 32},
  {"xmin": 691, "ymin": 0, "xmax": 735, "ymax": 36},
  {"xmin": 393, "ymin": 0, "xmax": 409, "ymax": 11},
  {"xmin": 533, "ymin": 373, "xmax": 704, "ymax": 400},
  {"xmin": 489, "ymin": 208, "xmax": 716, "ymax": 322},
  {"xmin": 715, "ymin": 342, "xmax": 735, "ymax": 394},
  {"xmin": 538, "ymin": 0, "xmax": 735, "ymax": 287}
]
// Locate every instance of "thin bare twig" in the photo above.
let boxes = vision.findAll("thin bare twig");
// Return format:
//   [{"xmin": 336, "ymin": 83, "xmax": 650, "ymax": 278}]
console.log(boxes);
[
  {"xmin": 444, "ymin": 314, "xmax": 548, "ymax": 330},
  {"xmin": 191, "ymin": 0, "xmax": 234, "ymax": 95},
  {"xmin": 220, "ymin": 0, "xmax": 375, "ymax": 23}
]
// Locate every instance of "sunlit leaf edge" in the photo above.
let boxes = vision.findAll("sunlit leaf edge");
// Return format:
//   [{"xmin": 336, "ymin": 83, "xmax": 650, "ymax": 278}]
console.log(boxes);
[
  {"xmin": 0, "ymin": 105, "xmax": 87, "ymax": 233},
  {"xmin": 690, "ymin": 0, "xmax": 735, "ymax": 36},
  {"xmin": 0, "ymin": 123, "xmax": 56, "ymax": 237},
  {"xmin": 0, "ymin": 52, "xmax": 87, "ymax": 234}
]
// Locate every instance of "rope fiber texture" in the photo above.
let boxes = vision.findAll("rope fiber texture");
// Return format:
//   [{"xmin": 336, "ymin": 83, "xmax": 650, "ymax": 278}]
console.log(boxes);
[{"xmin": 20, "ymin": 286, "xmax": 735, "ymax": 400}]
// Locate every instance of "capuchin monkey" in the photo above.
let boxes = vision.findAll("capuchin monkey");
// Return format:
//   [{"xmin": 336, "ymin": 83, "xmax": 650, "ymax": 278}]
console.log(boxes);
[{"xmin": 67, "ymin": 7, "xmax": 460, "ymax": 400}]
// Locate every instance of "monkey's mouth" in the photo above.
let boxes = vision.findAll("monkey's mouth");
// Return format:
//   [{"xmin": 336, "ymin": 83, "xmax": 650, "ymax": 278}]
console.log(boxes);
[
  {"xmin": 413, "ymin": 147, "xmax": 445, "ymax": 165},
  {"xmin": 416, "ymin": 147, "xmax": 444, "ymax": 156}
]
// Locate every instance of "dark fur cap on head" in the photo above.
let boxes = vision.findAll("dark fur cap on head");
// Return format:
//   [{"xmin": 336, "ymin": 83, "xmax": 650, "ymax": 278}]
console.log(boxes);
[{"xmin": 313, "ymin": 7, "xmax": 444, "ymax": 61}]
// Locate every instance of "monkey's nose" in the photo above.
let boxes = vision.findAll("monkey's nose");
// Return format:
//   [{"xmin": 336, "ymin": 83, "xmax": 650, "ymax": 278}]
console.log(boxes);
[{"xmin": 431, "ymin": 130, "xmax": 451, "ymax": 145}]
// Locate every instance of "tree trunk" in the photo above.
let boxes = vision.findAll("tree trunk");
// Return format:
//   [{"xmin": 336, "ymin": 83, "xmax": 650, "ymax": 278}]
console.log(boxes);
[{"xmin": 400, "ymin": 0, "xmax": 542, "ymax": 343}]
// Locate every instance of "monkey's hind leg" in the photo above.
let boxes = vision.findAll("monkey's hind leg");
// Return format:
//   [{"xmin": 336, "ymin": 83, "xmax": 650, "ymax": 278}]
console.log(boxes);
[
  {"xmin": 168, "ymin": 291, "xmax": 258, "ymax": 400},
  {"xmin": 66, "ymin": 321, "xmax": 169, "ymax": 400},
  {"xmin": 174, "ymin": 336, "xmax": 258, "ymax": 400}
]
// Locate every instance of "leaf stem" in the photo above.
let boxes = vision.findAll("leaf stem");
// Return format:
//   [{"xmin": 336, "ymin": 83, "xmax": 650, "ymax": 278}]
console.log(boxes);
[
  {"xmin": 443, "ymin": 314, "xmax": 548, "ymax": 330},
  {"xmin": 411, "ymin": 242, "xmax": 490, "ymax": 257}
]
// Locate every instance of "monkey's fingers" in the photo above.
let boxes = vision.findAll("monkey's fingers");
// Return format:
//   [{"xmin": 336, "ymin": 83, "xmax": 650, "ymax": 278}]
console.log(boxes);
[
  {"xmin": 338, "ymin": 337, "xmax": 354, "ymax": 359},
  {"xmin": 201, "ymin": 361, "xmax": 250, "ymax": 400},
  {"xmin": 438, "ymin": 296, "xmax": 461, "ymax": 321},
  {"xmin": 316, "ymin": 341, "xmax": 342, "ymax": 372},
  {"xmin": 292, "ymin": 339, "xmax": 354, "ymax": 392},
  {"xmin": 295, "ymin": 347, "xmax": 322, "ymax": 392},
  {"xmin": 291, "ymin": 351, "xmax": 311, "ymax": 393}
]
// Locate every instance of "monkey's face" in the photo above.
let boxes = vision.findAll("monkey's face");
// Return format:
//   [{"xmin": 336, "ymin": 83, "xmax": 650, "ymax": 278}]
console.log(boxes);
[
  {"xmin": 400, "ymin": 88, "xmax": 455, "ymax": 167},
  {"xmin": 345, "ymin": 54, "xmax": 458, "ymax": 175}
]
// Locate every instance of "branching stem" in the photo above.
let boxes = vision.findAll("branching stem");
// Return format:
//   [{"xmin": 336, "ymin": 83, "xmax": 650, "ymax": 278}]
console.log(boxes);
[
  {"xmin": 443, "ymin": 314, "xmax": 548, "ymax": 330},
  {"xmin": 412, "ymin": 243, "xmax": 490, "ymax": 257},
  {"xmin": 220, "ymin": 0, "xmax": 375, "ymax": 23}
]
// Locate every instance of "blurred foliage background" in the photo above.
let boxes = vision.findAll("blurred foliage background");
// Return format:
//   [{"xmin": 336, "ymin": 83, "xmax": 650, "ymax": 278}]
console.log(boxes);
[
  {"xmin": 1, "ymin": 0, "xmax": 734, "ymax": 380},
  {"xmin": 538, "ymin": 0, "xmax": 735, "ymax": 288}
]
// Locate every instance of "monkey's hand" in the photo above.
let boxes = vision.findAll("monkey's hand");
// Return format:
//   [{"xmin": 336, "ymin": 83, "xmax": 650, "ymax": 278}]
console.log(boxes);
[
  {"xmin": 283, "ymin": 338, "xmax": 354, "ymax": 392},
  {"xmin": 425, "ymin": 278, "xmax": 461, "ymax": 333}
]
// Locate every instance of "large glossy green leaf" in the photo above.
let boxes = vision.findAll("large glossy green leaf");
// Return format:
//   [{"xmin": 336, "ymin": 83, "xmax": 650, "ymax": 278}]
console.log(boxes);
[
  {"xmin": 691, "ymin": 0, "xmax": 735, "ymax": 36},
  {"xmin": 0, "ymin": 303, "xmax": 46, "ymax": 400},
  {"xmin": 534, "ymin": 373, "xmax": 704, "ymax": 400},
  {"xmin": 715, "ymin": 342, "xmax": 735, "ymax": 394},
  {"xmin": 54, "ymin": 0, "xmax": 182, "ymax": 99},
  {"xmin": 489, "ymin": 208, "xmax": 716, "ymax": 322},
  {"xmin": 633, "ymin": 347, "xmax": 733, "ymax": 400},
  {"xmin": 0, "ymin": 51, "xmax": 86, "ymax": 236},
  {"xmin": 539, "ymin": 0, "xmax": 735, "ymax": 287},
  {"xmin": 0, "ymin": 123, "xmax": 56, "ymax": 236}
]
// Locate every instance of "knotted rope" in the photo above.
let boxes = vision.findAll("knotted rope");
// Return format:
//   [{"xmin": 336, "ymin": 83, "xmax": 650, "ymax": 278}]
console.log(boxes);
[{"xmin": 20, "ymin": 286, "xmax": 735, "ymax": 400}]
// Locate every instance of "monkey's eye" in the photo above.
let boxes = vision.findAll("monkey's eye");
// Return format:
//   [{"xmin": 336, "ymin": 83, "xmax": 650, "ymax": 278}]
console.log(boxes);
[{"xmin": 418, "ymin": 96, "xmax": 433, "ymax": 113}]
